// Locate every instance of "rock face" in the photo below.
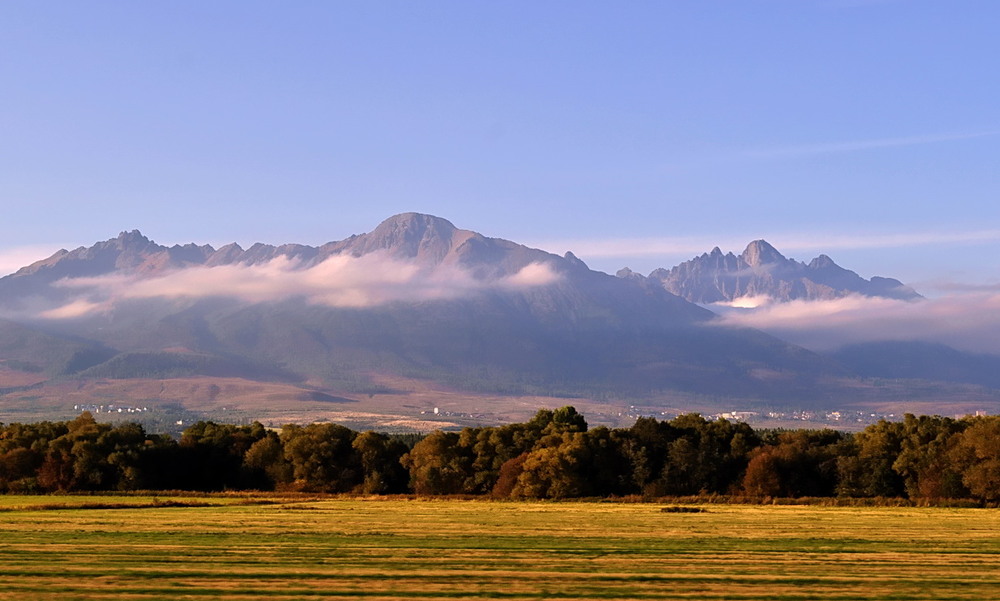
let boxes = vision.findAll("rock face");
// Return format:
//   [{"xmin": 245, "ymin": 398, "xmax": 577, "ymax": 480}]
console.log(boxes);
[{"xmin": 633, "ymin": 240, "xmax": 921, "ymax": 304}]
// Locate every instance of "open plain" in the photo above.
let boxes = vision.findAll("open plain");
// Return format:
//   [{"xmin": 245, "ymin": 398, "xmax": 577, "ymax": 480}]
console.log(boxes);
[{"xmin": 1, "ymin": 496, "xmax": 998, "ymax": 600}]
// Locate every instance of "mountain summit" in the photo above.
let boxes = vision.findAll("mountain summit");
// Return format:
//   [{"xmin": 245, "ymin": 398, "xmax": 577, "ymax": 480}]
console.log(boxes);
[
  {"xmin": 632, "ymin": 240, "xmax": 921, "ymax": 304},
  {"xmin": 741, "ymin": 240, "xmax": 786, "ymax": 268},
  {"xmin": 343, "ymin": 212, "xmax": 461, "ymax": 261}
]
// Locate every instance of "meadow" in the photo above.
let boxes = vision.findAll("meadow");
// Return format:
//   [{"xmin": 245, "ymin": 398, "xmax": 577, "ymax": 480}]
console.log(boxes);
[{"xmin": 1, "ymin": 496, "xmax": 998, "ymax": 600}]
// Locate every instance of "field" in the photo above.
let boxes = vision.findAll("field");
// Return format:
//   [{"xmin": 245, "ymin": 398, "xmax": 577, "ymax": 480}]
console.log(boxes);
[{"xmin": 1, "ymin": 496, "xmax": 998, "ymax": 600}]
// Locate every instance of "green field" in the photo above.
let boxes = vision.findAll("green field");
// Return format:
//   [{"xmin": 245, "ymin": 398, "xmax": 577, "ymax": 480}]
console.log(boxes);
[{"xmin": 1, "ymin": 496, "xmax": 998, "ymax": 600}]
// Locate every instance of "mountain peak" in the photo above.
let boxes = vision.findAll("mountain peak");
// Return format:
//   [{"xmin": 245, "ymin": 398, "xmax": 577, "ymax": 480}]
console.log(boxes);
[
  {"xmin": 117, "ymin": 229, "xmax": 147, "ymax": 241},
  {"xmin": 741, "ymin": 239, "xmax": 786, "ymax": 267},
  {"xmin": 808, "ymin": 254, "xmax": 838, "ymax": 270},
  {"xmin": 103, "ymin": 229, "xmax": 155, "ymax": 251},
  {"xmin": 649, "ymin": 240, "xmax": 921, "ymax": 303},
  {"xmin": 616, "ymin": 266, "xmax": 644, "ymax": 281},
  {"xmin": 375, "ymin": 212, "xmax": 457, "ymax": 234},
  {"xmin": 563, "ymin": 251, "xmax": 589, "ymax": 270},
  {"xmin": 356, "ymin": 213, "xmax": 460, "ymax": 260}
]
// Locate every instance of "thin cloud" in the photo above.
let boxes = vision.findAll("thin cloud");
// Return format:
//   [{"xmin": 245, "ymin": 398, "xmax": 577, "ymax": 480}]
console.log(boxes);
[
  {"xmin": 711, "ymin": 293, "xmax": 1000, "ymax": 355},
  {"xmin": 821, "ymin": 0, "xmax": 916, "ymax": 8},
  {"xmin": 745, "ymin": 130, "xmax": 1000, "ymax": 160},
  {"xmin": 40, "ymin": 299, "xmax": 106, "ymax": 320},
  {"xmin": 663, "ymin": 128, "xmax": 999, "ymax": 173},
  {"xmin": 531, "ymin": 229, "xmax": 1000, "ymax": 261},
  {"xmin": 714, "ymin": 295, "xmax": 773, "ymax": 309},
  {"xmin": 919, "ymin": 280, "xmax": 1000, "ymax": 294},
  {"xmin": 768, "ymin": 230, "xmax": 1000, "ymax": 253},
  {"xmin": 527, "ymin": 236, "xmax": 749, "ymax": 260},
  {"xmin": 43, "ymin": 252, "xmax": 562, "ymax": 318}
]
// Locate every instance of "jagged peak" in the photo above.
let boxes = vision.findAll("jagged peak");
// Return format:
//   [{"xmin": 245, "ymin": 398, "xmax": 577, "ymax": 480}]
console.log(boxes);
[
  {"xmin": 648, "ymin": 267, "xmax": 670, "ymax": 280},
  {"xmin": 170, "ymin": 242, "xmax": 215, "ymax": 252},
  {"xmin": 86, "ymin": 229, "xmax": 161, "ymax": 254},
  {"xmin": 564, "ymin": 251, "xmax": 588, "ymax": 269},
  {"xmin": 110, "ymin": 229, "xmax": 155, "ymax": 247},
  {"xmin": 741, "ymin": 239, "xmax": 786, "ymax": 267},
  {"xmin": 117, "ymin": 229, "xmax": 147, "ymax": 240},
  {"xmin": 808, "ymin": 254, "xmax": 839, "ymax": 270}
]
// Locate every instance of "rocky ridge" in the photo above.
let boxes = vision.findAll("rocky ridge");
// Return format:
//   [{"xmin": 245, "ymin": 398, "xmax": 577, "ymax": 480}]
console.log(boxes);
[{"xmin": 620, "ymin": 240, "xmax": 921, "ymax": 304}]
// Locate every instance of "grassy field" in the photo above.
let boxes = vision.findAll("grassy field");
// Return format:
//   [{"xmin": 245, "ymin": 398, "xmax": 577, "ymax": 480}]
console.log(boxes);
[{"xmin": 0, "ymin": 496, "xmax": 998, "ymax": 600}]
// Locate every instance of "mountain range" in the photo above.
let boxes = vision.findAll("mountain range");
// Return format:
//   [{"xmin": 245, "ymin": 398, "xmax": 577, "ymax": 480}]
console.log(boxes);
[
  {"xmin": 0, "ymin": 213, "xmax": 996, "ymax": 429},
  {"xmin": 618, "ymin": 239, "xmax": 921, "ymax": 304}
]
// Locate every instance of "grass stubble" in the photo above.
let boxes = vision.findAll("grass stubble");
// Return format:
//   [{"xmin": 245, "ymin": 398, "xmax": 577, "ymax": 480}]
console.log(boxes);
[{"xmin": 0, "ymin": 495, "xmax": 997, "ymax": 600}]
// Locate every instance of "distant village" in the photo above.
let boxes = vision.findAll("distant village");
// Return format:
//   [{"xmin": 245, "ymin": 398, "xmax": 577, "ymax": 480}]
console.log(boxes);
[
  {"xmin": 74, "ymin": 402, "xmax": 987, "ymax": 433},
  {"xmin": 416, "ymin": 404, "xmax": 975, "ymax": 429},
  {"xmin": 627, "ymin": 407, "xmax": 988, "ymax": 427},
  {"xmin": 73, "ymin": 403, "xmax": 150, "ymax": 415}
]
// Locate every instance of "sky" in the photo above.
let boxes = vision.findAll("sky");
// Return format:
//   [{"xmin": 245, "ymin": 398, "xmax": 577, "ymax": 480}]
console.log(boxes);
[{"xmin": 1, "ymin": 1, "xmax": 999, "ymax": 295}]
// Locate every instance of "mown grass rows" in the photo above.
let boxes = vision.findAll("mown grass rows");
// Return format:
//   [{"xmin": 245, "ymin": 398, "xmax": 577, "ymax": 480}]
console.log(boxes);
[{"xmin": 0, "ymin": 498, "xmax": 998, "ymax": 600}]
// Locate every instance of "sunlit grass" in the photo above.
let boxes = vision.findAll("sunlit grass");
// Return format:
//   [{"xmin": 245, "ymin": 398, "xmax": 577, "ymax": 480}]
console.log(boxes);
[{"xmin": 0, "ymin": 497, "xmax": 997, "ymax": 599}]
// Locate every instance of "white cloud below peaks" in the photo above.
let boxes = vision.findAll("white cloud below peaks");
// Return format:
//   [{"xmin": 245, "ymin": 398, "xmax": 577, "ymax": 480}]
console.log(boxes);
[
  {"xmin": 43, "ymin": 252, "xmax": 562, "ymax": 318},
  {"xmin": 711, "ymin": 293, "xmax": 1000, "ymax": 354}
]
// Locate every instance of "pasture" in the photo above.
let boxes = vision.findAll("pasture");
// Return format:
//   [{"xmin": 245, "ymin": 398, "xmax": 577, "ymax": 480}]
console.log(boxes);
[{"xmin": 1, "ymin": 496, "xmax": 998, "ymax": 600}]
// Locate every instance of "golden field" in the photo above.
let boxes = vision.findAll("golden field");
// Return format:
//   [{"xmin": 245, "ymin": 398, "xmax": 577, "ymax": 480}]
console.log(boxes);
[{"xmin": 1, "ymin": 496, "xmax": 998, "ymax": 600}]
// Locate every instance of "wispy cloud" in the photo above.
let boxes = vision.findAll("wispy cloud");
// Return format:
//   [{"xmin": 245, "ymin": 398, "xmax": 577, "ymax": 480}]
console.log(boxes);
[
  {"xmin": 762, "ymin": 230, "xmax": 1000, "ymax": 259},
  {"xmin": 711, "ymin": 293, "xmax": 1000, "ymax": 354},
  {"xmin": 919, "ymin": 280, "xmax": 1000, "ymax": 294},
  {"xmin": 661, "ymin": 128, "xmax": 1000, "ymax": 173},
  {"xmin": 40, "ymin": 252, "xmax": 562, "ymax": 318},
  {"xmin": 745, "ymin": 130, "xmax": 1000, "ymax": 160},
  {"xmin": 531, "ymin": 229, "xmax": 1000, "ymax": 262},
  {"xmin": 528, "ymin": 236, "xmax": 746, "ymax": 260},
  {"xmin": 820, "ymin": 0, "xmax": 914, "ymax": 8}
]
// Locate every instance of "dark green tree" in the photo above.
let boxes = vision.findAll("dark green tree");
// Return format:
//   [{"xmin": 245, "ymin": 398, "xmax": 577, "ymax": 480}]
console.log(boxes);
[
  {"xmin": 836, "ymin": 420, "xmax": 906, "ymax": 498},
  {"xmin": 352, "ymin": 430, "xmax": 409, "ymax": 494},
  {"xmin": 949, "ymin": 416, "xmax": 1000, "ymax": 502},
  {"xmin": 658, "ymin": 414, "xmax": 759, "ymax": 495},
  {"xmin": 402, "ymin": 431, "xmax": 469, "ymax": 495},
  {"xmin": 244, "ymin": 431, "xmax": 292, "ymax": 489},
  {"xmin": 892, "ymin": 414, "xmax": 967, "ymax": 499},
  {"xmin": 281, "ymin": 423, "xmax": 362, "ymax": 492}
]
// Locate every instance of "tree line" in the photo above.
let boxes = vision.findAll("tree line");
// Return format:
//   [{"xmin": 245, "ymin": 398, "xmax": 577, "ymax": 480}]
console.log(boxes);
[{"xmin": 1, "ymin": 407, "xmax": 999, "ymax": 503}]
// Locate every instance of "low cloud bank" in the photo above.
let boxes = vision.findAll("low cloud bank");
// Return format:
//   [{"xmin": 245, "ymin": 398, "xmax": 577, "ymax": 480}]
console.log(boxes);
[
  {"xmin": 711, "ymin": 293, "xmax": 1000, "ymax": 354},
  {"xmin": 42, "ymin": 252, "xmax": 561, "ymax": 318}
]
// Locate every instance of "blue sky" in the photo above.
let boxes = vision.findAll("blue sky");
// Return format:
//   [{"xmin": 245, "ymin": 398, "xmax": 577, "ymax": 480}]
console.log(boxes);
[{"xmin": 2, "ymin": 1, "xmax": 998, "ymax": 292}]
